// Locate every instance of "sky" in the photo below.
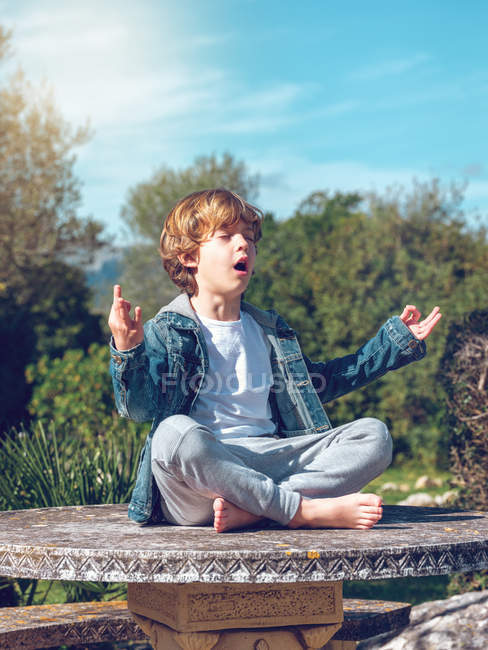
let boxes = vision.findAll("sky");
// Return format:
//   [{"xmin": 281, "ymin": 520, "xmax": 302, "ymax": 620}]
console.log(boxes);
[{"xmin": 2, "ymin": 0, "xmax": 488, "ymax": 244}]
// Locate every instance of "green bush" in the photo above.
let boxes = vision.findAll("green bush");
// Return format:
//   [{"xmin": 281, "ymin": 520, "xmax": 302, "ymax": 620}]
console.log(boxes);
[
  {"xmin": 0, "ymin": 420, "xmax": 144, "ymax": 606},
  {"xmin": 0, "ymin": 290, "xmax": 36, "ymax": 432},
  {"xmin": 0, "ymin": 262, "xmax": 106, "ymax": 433},
  {"xmin": 0, "ymin": 421, "xmax": 141, "ymax": 510},
  {"xmin": 25, "ymin": 343, "xmax": 146, "ymax": 446},
  {"xmin": 440, "ymin": 308, "xmax": 488, "ymax": 509},
  {"xmin": 440, "ymin": 308, "xmax": 488, "ymax": 596}
]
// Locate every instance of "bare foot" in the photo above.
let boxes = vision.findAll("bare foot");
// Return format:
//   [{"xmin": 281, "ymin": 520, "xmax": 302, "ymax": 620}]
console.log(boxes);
[
  {"xmin": 288, "ymin": 493, "xmax": 383, "ymax": 530},
  {"xmin": 213, "ymin": 497, "xmax": 263, "ymax": 533}
]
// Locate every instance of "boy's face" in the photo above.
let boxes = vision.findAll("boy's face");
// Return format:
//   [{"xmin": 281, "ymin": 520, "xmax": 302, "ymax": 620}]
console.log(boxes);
[{"xmin": 190, "ymin": 218, "xmax": 257, "ymax": 300}]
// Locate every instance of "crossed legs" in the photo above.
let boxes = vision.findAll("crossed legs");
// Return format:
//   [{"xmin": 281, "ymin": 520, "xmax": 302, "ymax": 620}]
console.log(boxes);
[{"xmin": 151, "ymin": 415, "xmax": 392, "ymax": 532}]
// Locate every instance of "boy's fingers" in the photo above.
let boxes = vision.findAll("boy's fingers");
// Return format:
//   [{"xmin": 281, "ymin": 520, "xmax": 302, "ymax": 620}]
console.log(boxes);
[
  {"xmin": 134, "ymin": 306, "xmax": 142, "ymax": 325},
  {"xmin": 114, "ymin": 298, "xmax": 132, "ymax": 325},
  {"xmin": 422, "ymin": 306, "xmax": 441, "ymax": 324},
  {"xmin": 113, "ymin": 285, "xmax": 122, "ymax": 300},
  {"xmin": 400, "ymin": 305, "xmax": 420, "ymax": 322},
  {"xmin": 415, "ymin": 311, "xmax": 442, "ymax": 339},
  {"xmin": 424, "ymin": 312, "xmax": 442, "ymax": 335}
]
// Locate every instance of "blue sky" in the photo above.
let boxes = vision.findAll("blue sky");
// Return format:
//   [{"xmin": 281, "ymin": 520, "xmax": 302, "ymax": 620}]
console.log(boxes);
[{"xmin": 2, "ymin": 0, "xmax": 487, "ymax": 243}]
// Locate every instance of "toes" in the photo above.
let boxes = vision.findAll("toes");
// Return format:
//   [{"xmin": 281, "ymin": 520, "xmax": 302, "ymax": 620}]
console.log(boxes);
[
  {"xmin": 214, "ymin": 514, "xmax": 228, "ymax": 534},
  {"xmin": 359, "ymin": 514, "xmax": 380, "ymax": 524},
  {"xmin": 357, "ymin": 510, "xmax": 382, "ymax": 527},
  {"xmin": 361, "ymin": 505, "xmax": 383, "ymax": 516},
  {"xmin": 356, "ymin": 522, "xmax": 375, "ymax": 529},
  {"xmin": 213, "ymin": 497, "xmax": 225, "ymax": 514},
  {"xmin": 356, "ymin": 517, "xmax": 379, "ymax": 529},
  {"xmin": 360, "ymin": 493, "xmax": 383, "ymax": 507}
]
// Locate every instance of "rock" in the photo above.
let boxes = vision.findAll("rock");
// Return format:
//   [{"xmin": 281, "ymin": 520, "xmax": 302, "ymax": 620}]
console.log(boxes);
[
  {"xmin": 414, "ymin": 475, "xmax": 430, "ymax": 489},
  {"xmin": 397, "ymin": 493, "xmax": 435, "ymax": 507},
  {"xmin": 435, "ymin": 490, "xmax": 459, "ymax": 506},
  {"xmin": 414, "ymin": 475, "xmax": 443, "ymax": 490},
  {"xmin": 358, "ymin": 590, "xmax": 488, "ymax": 649},
  {"xmin": 381, "ymin": 482, "xmax": 399, "ymax": 492},
  {"xmin": 380, "ymin": 482, "xmax": 412, "ymax": 494}
]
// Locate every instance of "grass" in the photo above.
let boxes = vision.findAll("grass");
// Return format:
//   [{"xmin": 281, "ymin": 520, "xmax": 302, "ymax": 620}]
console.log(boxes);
[
  {"xmin": 344, "ymin": 575, "xmax": 450, "ymax": 606},
  {"xmin": 27, "ymin": 579, "xmax": 127, "ymax": 606},
  {"xmin": 366, "ymin": 463, "xmax": 453, "ymax": 505}
]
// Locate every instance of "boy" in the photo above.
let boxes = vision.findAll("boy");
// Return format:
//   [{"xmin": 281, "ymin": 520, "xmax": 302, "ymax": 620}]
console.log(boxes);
[{"xmin": 109, "ymin": 188, "xmax": 441, "ymax": 533}]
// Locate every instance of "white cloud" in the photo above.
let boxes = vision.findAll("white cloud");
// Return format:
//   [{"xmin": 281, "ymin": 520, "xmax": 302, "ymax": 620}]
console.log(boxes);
[
  {"xmin": 3, "ymin": 1, "xmax": 311, "ymax": 139},
  {"xmin": 190, "ymin": 34, "xmax": 234, "ymax": 48},
  {"xmin": 465, "ymin": 179, "xmax": 488, "ymax": 202},
  {"xmin": 249, "ymin": 155, "xmax": 488, "ymax": 224},
  {"xmin": 203, "ymin": 83, "xmax": 310, "ymax": 134},
  {"xmin": 248, "ymin": 155, "xmax": 440, "ymax": 218},
  {"xmin": 461, "ymin": 163, "xmax": 485, "ymax": 178},
  {"xmin": 3, "ymin": 1, "xmax": 225, "ymax": 128},
  {"xmin": 353, "ymin": 53, "xmax": 431, "ymax": 81}
]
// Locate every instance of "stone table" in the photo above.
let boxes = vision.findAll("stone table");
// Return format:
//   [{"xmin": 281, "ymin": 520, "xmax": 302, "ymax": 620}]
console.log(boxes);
[{"xmin": 1, "ymin": 504, "xmax": 488, "ymax": 649}]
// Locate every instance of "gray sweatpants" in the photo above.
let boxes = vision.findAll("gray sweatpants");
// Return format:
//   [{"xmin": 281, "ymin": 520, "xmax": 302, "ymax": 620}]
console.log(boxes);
[{"xmin": 151, "ymin": 415, "xmax": 392, "ymax": 526}]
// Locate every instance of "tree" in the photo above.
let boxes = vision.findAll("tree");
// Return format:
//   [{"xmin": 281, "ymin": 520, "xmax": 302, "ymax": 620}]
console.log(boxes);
[
  {"xmin": 119, "ymin": 153, "xmax": 260, "ymax": 317},
  {"xmin": 245, "ymin": 180, "xmax": 488, "ymax": 464},
  {"xmin": 0, "ymin": 289, "xmax": 36, "ymax": 432},
  {"xmin": 0, "ymin": 26, "xmax": 104, "ymax": 306},
  {"xmin": 0, "ymin": 26, "xmax": 106, "ymax": 430}
]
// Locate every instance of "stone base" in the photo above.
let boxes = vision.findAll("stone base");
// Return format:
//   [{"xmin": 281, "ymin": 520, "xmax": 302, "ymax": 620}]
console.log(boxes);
[
  {"xmin": 128, "ymin": 581, "xmax": 343, "ymax": 633},
  {"xmin": 131, "ymin": 612, "xmax": 344, "ymax": 650}
]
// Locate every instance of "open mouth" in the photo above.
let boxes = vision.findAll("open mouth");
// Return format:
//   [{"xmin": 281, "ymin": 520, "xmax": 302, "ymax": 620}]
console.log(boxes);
[{"xmin": 233, "ymin": 258, "xmax": 248, "ymax": 272}]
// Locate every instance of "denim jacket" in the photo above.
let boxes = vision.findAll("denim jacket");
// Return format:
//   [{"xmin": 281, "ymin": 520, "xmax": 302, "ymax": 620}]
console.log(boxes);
[{"xmin": 110, "ymin": 294, "xmax": 426, "ymax": 523}]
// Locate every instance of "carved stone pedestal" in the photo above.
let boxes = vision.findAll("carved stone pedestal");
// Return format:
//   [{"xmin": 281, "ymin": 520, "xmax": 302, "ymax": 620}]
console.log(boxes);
[
  {"xmin": 132, "ymin": 612, "xmax": 343, "ymax": 649},
  {"xmin": 128, "ymin": 581, "xmax": 344, "ymax": 650}
]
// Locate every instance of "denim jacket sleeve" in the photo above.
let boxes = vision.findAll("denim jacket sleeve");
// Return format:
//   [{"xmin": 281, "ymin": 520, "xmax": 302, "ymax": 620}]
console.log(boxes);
[
  {"xmin": 304, "ymin": 315, "xmax": 426, "ymax": 404},
  {"xmin": 110, "ymin": 319, "xmax": 168, "ymax": 422}
]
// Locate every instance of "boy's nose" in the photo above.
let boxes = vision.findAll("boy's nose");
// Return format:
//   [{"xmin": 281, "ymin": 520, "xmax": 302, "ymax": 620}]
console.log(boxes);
[{"xmin": 235, "ymin": 234, "xmax": 248, "ymax": 249}]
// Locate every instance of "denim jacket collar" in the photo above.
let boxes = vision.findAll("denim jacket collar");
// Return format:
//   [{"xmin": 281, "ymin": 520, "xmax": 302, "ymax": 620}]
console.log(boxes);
[{"xmin": 156, "ymin": 293, "xmax": 281, "ymax": 331}]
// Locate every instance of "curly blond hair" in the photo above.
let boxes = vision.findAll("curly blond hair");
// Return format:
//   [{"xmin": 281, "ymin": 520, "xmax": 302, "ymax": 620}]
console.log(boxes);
[{"xmin": 160, "ymin": 188, "xmax": 263, "ymax": 295}]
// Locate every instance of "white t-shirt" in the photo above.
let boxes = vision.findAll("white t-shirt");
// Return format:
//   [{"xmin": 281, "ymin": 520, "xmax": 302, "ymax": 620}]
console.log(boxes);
[{"xmin": 191, "ymin": 311, "xmax": 276, "ymax": 439}]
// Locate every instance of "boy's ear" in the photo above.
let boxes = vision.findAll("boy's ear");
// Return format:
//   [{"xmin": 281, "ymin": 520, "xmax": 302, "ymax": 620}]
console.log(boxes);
[{"xmin": 178, "ymin": 252, "xmax": 198, "ymax": 269}]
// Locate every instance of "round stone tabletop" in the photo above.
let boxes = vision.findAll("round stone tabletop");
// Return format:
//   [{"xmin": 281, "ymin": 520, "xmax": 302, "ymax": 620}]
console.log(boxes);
[{"xmin": 1, "ymin": 504, "xmax": 488, "ymax": 584}]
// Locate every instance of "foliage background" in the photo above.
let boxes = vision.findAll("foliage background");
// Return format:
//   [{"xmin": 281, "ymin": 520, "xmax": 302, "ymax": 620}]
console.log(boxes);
[{"xmin": 245, "ymin": 182, "xmax": 488, "ymax": 465}]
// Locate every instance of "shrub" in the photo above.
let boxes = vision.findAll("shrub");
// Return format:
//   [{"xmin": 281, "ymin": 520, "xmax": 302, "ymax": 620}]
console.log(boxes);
[
  {"xmin": 0, "ymin": 421, "xmax": 144, "ymax": 606},
  {"xmin": 441, "ymin": 308, "xmax": 488, "ymax": 509},
  {"xmin": 441, "ymin": 308, "xmax": 488, "ymax": 595},
  {"xmin": 25, "ymin": 343, "xmax": 147, "ymax": 446},
  {"xmin": 0, "ymin": 421, "xmax": 141, "ymax": 510}
]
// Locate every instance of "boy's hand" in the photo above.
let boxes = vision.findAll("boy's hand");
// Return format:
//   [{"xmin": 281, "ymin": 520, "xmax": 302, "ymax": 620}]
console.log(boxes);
[
  {"xmin": 108, "ymin": 285, "xmax": 144, "ymax": 351},
  {"xmin": 400, "ymin": 305, "xmax": 442, "ymax": 340}
]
